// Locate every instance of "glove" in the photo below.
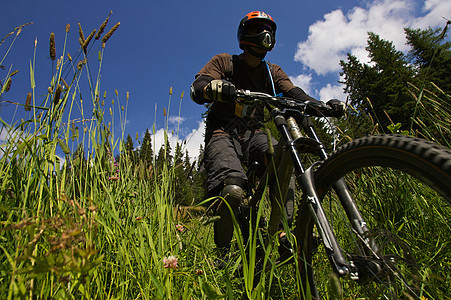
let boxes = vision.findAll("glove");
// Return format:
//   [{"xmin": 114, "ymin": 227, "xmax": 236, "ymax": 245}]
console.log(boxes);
[
  {"xmin": 326, "ymin": 99, "xmax": 346, "ymax": 117},
  {"xmin": 205, "ymin": 79, "xmax": 236, "ymax": 102}
]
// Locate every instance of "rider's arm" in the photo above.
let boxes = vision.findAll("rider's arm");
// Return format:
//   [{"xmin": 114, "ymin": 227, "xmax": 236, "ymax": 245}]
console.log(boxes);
[
  {"xmin": 272, "ymin": 64, "xmax": 322, "ymax": 105},
  {"xmin": 286, "ymin": 87, "xmax": 322, "ymax": 104},
  {"xmin": 190, "ymin": 53, "xmax": 232, "ymax": 104},
  {"xmin": 191, "ymin": 74, "xmax": 215, "ymax": 104}
]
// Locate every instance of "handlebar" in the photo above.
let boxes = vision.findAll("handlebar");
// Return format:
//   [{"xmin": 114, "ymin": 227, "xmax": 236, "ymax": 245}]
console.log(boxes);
[{"xmin": 235, "ymin": 90, "xmax": 339, "ymax": 118}]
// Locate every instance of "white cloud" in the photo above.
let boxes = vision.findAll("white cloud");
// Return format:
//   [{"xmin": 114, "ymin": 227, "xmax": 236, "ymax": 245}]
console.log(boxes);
[
  {"xmin": 291, "ymin": 0, "xmax": 450, "ymax": 101},
  {"xmin": 294, "ymin": 0, "xmax": 419, "ymax": 75},
  {"xmin": 289, "ymin": 74, "xmax": 313, "ymax": 95},
  {"xmin": 168, "ymin": 116, "xmax": 186, "ymax": 125},
  {"xmin": 184, "ymin": 121, "xmax": 206, "ymax": 162},
  {"xmin": 319, "ymin": 83, "xmax": 347, "ymax": 102},
  {"xmin": 415, "ymin": 0, "xmax": 451, "ymax": 28},
  {"xmin": 151, "ymin": 120, "xmax": 205, "ymax": 162}
]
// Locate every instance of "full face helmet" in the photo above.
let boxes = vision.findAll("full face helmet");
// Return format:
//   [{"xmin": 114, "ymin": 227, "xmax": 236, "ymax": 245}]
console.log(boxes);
[{"xmin": 237, "ymin": 11, "xmax": 277, "ymax": 51}]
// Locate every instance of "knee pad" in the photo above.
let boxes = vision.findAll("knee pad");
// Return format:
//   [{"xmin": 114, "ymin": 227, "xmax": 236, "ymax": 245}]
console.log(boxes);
[{"xmin": 221, "ymin": 184, "xmax": 243, "ymax": 208}]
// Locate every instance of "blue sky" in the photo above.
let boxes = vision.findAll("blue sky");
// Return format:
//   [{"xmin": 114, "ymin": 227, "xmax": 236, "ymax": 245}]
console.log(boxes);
[{"xmin": 1, "ymin": 0, "xmax": 449, "ymax": 161}]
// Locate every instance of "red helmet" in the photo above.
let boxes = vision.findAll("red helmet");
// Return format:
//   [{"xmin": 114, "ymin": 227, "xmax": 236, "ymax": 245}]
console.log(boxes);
[{"xmin": 237, "ymin": 11, "xmax": 277, "ymax": 51}]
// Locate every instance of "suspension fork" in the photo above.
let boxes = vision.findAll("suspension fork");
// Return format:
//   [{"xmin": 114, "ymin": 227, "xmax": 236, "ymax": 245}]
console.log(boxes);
[
  {"xmin": 273, "ymin": 112, "xmax": 351, "ymax": 276},
  {"xmin": 302, "ymin": 118, "xmax": 377, "ymax": 252}
]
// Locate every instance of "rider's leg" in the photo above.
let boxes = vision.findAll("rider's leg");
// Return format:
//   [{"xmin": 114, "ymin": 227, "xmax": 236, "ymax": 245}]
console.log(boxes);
[
  {"xmin": 214, "ymin": 177, "xmax": 244, "ymax": 248},
  {"xmin": 204, "ymin": 133, "xmax": 247, "ymax": 250}
]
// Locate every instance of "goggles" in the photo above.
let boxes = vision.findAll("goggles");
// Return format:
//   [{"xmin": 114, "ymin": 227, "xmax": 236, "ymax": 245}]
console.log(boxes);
[{"xmin": 246, "ymin": 23, "xmax": 275, "ymax": 35}]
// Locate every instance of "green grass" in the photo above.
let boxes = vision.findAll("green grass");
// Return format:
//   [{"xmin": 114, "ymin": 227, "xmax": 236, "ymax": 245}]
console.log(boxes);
[{"xmin": 1, "ymin": 18, "xmax": 450, "ymax": 299}]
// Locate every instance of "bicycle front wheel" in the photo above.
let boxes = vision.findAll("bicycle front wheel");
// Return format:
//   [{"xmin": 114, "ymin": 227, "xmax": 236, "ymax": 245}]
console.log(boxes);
[{"xmin": 296, "ymin": 134, "xmax": 451, "ymax": 299}]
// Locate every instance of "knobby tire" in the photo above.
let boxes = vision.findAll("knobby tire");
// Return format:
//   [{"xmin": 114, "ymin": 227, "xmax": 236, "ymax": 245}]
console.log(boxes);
[{"xmin": 295, "ymin": 134, "xmax": 451, "ymax": 299}]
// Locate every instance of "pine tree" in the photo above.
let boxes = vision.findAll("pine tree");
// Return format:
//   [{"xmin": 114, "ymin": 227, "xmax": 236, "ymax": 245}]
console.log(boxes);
[
  {"xmin": 340, "ymin": 32, "xmax": 416, "ymax": 131},
  {"xmin": 155, "ymin": 136, "xmax": 172, "ymax": 172},
  {"xmin": 125, "ymin": 134, "xmax": 135, "ymax": 164},
  {"xmin": 139, "ymin": 128, "xmax": 153, "ymax": 168},
  {"xmin": 172, "ymin": 142, "xmax": 194, "ymax": 205},
  {"xmin": 405, "ymin": 26, "xmax": 451, "ymax": 93},
  {"xmin": 340, "ymin": 24, "xmax": 450, "ymax": 139}
]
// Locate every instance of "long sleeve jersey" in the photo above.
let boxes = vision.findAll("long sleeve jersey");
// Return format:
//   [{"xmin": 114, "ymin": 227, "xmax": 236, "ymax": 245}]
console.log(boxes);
[{"xmin": 191, "ymin": 53, "xmax": 319, "ymax": 136}]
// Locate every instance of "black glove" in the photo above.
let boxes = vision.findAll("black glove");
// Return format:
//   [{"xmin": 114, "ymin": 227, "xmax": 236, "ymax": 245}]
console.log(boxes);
[
  {"xmin": 205, "ymin": 79, "xmax": 236, "ymax": 102},
  {"xmin": 326, "ymin": 99, "xmax": 346, "ymax": 117}
]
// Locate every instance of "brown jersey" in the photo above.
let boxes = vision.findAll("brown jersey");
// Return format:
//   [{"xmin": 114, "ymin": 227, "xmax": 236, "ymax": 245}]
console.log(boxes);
[{"xmin": 193, "ymin": 53, "xmax": 315, "ymax": 137}]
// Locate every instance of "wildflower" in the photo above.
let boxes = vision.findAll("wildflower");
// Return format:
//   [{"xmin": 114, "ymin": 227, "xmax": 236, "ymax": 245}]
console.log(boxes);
[
  {"xmin": 176, "ymin": 224, "xmax": 184, "ymax": 232},
  {"xmin": 163, "ymin": 255, "xmax": 178, "ymax": 269},
  {"xmin": 195, "ymin": 269, "xmax": 204, "ymax": 275},
  {"xmin": 108, "ymin": 176, "xmax": 119, "ymax": 181}
]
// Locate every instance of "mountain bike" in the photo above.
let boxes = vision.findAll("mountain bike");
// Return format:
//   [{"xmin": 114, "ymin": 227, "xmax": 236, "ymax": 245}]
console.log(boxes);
[{"xmin": 230, "ymin": 90, "xmax": 451, "ymax": 299}]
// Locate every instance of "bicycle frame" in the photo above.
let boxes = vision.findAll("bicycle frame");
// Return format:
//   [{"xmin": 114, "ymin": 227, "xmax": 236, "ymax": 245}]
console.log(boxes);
[
  {"xmin": 258, "ymin": 106, "xmax": 378, "ymax": 278},
  {"xmin": 236, "ymin": 90, "xmax": 380, "ymax": 281}
]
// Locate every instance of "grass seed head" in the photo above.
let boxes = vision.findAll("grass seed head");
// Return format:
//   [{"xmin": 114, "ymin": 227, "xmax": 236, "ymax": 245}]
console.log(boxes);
[
  {"xmin": 78, "ymin": 22, "xmax": 85, "ymax": 43},
  {"xmin": 25, "ymin": 92, "xmax": 32, "ymax": 111},
  {"xmin": 82, "ymin": 29, "xmax": 96, "ymax": 53},
  {"xmin": 67, "ymin": 53, "xmax": 72, "ymax": 61},
  {"xmin": 53, "ymin": 84, "xmax": 62, "ymax": 105},
  {"xmin": 95, "ymin": 11, "xmax": 112, "ymax": 40},
  {"xmin": 65, "ymin": 23, "xmax": 70, "ymax": 33},
  {"xmin": 102, "ymin": 22, "xmax": 120, "ymax": 44},
  {"xmin": 58, "ymin": 138, "xmax": 71, "ymax": 155},
  {"xmin": 49, "ymin": 32, "xmax": 56, "ymax": 61},
  {"xmin": 10, "ymin": 70, "xmax": 19, "ymax": 77},
  {"xmin": 61, "ymin": 78, "xmax": 69, "ymax": 89},
  {"xmin": 4, "ymin": 78, "xmax": 12, "ymax": 92}
]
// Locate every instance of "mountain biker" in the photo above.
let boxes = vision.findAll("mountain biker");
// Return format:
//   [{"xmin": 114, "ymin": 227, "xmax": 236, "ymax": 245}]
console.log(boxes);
[{"xmin": 190, "ymin": 11, "xmax": 344, "ymax": 263}]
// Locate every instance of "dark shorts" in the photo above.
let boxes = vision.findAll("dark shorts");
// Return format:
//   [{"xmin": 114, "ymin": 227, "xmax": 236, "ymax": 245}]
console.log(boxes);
[{"xmin": 204, "ymin": 130, "xmax": 277, "ymax": 195}]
